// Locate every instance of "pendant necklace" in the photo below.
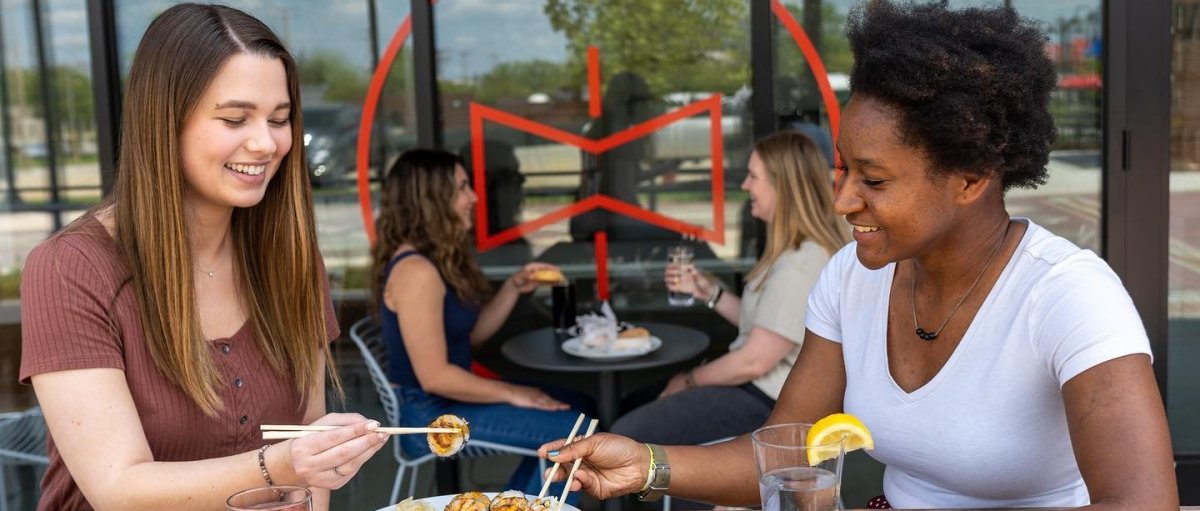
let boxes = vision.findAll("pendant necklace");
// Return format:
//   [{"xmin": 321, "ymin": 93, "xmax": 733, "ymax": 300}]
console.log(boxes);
[{"xmin": 911, "ymin": 222, "xmax": 1010, "ymax": 341}]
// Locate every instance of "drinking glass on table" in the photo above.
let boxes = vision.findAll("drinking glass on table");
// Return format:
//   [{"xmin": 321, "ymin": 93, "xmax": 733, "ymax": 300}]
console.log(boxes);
[
  {"xmin": 752, "ymin": 423, "xmax": 845, "ymax": 511},
  {"xmin": 227, "ymin": 486, "xmax": 312, "ymax": 511},
  {"xmin": 666, "ymin": 245, "xmax": 696, "ymax": 306},
  {"xmin": 552, "ymin": 281, "xmax": 577, "ymax": 333}
]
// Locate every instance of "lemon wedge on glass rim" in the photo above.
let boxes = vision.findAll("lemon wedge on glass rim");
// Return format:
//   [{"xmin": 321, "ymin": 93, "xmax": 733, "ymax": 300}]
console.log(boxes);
[{"xmin": 806, "ymin": 413, "xmax": 874, "ymax": 466}]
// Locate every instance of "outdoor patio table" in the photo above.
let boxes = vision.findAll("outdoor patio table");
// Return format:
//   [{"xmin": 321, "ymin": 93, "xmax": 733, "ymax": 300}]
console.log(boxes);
[{"xmin": 501, "ymin": 321, "xmax": 709, "ymax": 429}]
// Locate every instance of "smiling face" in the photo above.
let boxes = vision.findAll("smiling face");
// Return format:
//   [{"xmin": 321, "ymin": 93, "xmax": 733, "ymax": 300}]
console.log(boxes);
[
  {"xmin": 179, "ymin": 53, "xmax": 292, "ymax": 214},
  {"xmin": 742, "ymin": 150, "xmax": 778, "ymax": 223},
  {"xmin": 451, "ymin": 164, "xmax": 478, "ymax": 228},
  {"xmin": 834, "ymin": 95, "xmax": 968, "ymax": 270}
]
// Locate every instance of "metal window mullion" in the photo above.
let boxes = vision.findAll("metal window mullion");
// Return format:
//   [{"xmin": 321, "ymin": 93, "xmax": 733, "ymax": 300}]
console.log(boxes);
[
  {"xmin": 1103, "ymin": 0, "xmax": 1171, "ymax": 404},
  {"xmin": 0, "ymin": 6, "xmax": 20, "ymax": 206},
  {"xmin": 750, "ymin": 0, "xmax": 775, "ymax": 140},
  {"xmin": 31, "ymin": 0, "xmax": 62, "ymax": 229},
  {"xmin": 87, "ymin": 0, "xmax": 122, "ymax": 198},
  {"xmin": 411, "ymin": 0, "xmax": 439, "ymax": 149}
]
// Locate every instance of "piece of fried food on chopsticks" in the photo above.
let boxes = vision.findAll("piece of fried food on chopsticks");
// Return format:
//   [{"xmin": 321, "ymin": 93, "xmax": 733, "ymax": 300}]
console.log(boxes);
[{"xmin": 427, "ymin": 414, "xmax": 470, "ymax": 457}]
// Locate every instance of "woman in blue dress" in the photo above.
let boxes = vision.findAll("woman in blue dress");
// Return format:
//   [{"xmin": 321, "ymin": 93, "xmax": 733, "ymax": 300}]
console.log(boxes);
[{"xmin": 370, "ymin": 149, "xmax": 589, "ymax": 496}]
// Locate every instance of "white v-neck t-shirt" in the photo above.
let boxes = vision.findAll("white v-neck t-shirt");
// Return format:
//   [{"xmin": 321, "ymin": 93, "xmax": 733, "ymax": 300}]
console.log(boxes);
[{"xmin": 805, "ymin": 219, "xmax": 1152, "ymax": 508}]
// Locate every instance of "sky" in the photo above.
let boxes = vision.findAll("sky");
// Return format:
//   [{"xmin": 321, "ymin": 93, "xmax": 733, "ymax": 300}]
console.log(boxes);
[{"xmin": 2, "ymin": 0, "xmax": 1101, "ymax": 78}]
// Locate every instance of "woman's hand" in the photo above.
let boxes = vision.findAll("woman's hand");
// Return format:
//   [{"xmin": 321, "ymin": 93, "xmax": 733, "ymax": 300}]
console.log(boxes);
[
  {"xmin": 280, "ymin": 413, "xmax": 388, "ymax": 490},
  {"xmin": 664, "ymin": 263, "xmax": 712, "ymax": 300},
  {"xmin": 539, "ymin": 433, "xmax": 651, "ymax": 500},
  {"xmin": 508, "ymin": 263, "xmax": 563, "ymax": 294},
  {"xmin": 507, "ymin": 384, "xmax": 570, "ymax": 411},
  {"xmin": 658, "ymin": 371, "xmax": 692, "ymax": 399}
]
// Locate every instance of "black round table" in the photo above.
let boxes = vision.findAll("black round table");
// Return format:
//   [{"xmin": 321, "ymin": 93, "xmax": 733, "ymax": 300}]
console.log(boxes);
[{"xmin": 501, "ymin": 321, "xmax": 710, "ymax": 429}]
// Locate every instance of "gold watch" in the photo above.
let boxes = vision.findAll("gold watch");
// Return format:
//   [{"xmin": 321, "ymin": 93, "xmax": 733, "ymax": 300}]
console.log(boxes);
[{"xmin": 636, "ymin": 443, "xmax": 670, "ymax": 501}]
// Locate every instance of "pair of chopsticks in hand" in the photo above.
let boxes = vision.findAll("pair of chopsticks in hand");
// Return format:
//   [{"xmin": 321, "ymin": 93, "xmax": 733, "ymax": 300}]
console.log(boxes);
[
  {"xmin": 537, "ymin": 413, "xmax": 600, "ymax": 511},
  {"xmin": 260, "ymin": 424, "xmax": 457, "ymax": 440}
]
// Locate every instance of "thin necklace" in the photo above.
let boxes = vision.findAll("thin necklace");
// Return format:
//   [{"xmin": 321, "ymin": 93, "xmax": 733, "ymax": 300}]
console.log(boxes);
[
  {"xmin": 911, "ymin": 222, "xmax": 1011, "ymax": 341},
  {"xmin": 196, "ymin": 267, "xmax": 215, "ymax": 278}
]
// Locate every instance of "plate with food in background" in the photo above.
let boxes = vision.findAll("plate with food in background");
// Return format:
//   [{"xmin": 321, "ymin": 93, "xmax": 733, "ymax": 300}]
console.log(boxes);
[{"xmin": 561, "ymin": 325, "xmax": 661, "ymax": 361}]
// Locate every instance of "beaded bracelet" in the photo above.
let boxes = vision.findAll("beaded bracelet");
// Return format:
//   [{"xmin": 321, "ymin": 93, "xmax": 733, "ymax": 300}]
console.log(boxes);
[{"xmin": 257, "ymin": 444, "xmax": 275, "ymax": 486}]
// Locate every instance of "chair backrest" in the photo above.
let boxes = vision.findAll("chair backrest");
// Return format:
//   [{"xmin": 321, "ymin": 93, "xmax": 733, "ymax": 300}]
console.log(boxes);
[
  {"xmin": 348, "ymin": 317, "xmax": 401, "ymax": 430},
  {"xmin": 346, "ymin": 317, "xmax": 542, "ymax": 462},
  {"xmin": 0, "ymin": 407, "xmax": 49, "ymax": 465}
]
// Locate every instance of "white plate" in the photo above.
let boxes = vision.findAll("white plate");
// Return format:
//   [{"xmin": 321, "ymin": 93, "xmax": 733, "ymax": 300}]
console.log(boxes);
[
  {"xmin": 561, "ymin": 336, "xmax": 662, "ymax": 360},
  {"xmin": 376, "ymin": 492, "xmax": 582, "ymax": 511}
]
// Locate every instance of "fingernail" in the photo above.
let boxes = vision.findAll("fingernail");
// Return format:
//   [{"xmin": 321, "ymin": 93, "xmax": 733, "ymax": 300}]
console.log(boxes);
[
  {"xmin": 548, "ymin": 450, "xmax": 560, "ymax": 458},
  {"xmin": 377, "ymin": 432, "xmax": 388, "ymax": 442},
  {"xmin": 367, "ymin": 421, "xmax": 380, "ymax": 430}
]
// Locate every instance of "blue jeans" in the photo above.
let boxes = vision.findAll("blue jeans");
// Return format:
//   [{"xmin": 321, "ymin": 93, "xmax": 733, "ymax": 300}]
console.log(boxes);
[{"xmin": 396, "ymin": 384, "xmax": 593, "ymax": 498}]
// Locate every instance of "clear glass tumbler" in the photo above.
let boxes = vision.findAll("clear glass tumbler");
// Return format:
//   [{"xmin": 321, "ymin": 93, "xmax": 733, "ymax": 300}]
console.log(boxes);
[
  {"xmin": 666, "ymin": 245, "xmax": 696, "ymax": 306},
  {"xmin": 226, "ymin": 486, "xmax": 312, "ymax": 511},
  {"xmin": 751, "ymin": 423, "xmax": 845, "ymax": 511}
]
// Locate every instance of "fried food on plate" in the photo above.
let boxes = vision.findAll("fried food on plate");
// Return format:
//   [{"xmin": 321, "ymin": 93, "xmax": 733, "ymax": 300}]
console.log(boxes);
[
  {"xmin": 444, "ymin": 491, "xmax": 490, "ymax": 511},
  {"xmin": 618, "ymin": 326, "xmax": 650, "ymax": 339},
  {"xmin": 490, "ymin": 490, "xmax": 532, "ymax": 511}
]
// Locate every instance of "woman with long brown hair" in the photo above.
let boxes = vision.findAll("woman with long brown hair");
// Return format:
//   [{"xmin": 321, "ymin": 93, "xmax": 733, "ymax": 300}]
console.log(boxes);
[
  {"xmin": 372, "ymin": 149, "xmax": 590, "ymax": 497},
  {"xmin": 19, "ymin": 4, "xmax": 385, "ymax": 510},
  {"xmin": 611, "ymin": 131, "xmax": 849, "ymax": 447}
]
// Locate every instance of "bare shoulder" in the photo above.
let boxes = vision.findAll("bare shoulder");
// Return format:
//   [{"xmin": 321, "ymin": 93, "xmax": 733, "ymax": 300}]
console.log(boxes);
[{"xmin": 385, "ymin": 253, "xmax": 445, "ymax": 297}]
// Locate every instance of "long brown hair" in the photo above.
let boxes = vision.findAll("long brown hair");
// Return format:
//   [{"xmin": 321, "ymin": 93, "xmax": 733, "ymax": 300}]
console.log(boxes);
[
  {"xmin": 372, "ymin": 149, "xmax": 491, "ymax": 311},
  {"xmin": 113, "ymin": 3, "xmax": 336, "ymax": 416},
  {"xmin": 747, "ymin": 131, "xmax": 851, "ymax": 290}
]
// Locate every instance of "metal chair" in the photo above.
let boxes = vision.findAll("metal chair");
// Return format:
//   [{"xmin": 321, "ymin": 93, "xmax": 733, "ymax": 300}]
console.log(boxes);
[
  {"xmin": 347, "ymin": 317, "xmax": 547, "ymax": 506},
  {"xmin": 0, "ymin": 406, "xmax": 49, "ymax": 511}
]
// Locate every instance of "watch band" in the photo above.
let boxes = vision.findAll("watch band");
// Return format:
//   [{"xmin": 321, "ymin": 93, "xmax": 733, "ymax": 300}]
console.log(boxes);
[
  {"xmin": 705, "ymin": 285, "xmax": 724, "ymax": 309},
  {"xmin": 637, "ymin": 443, "xmax": 670, "ymax": 501}
]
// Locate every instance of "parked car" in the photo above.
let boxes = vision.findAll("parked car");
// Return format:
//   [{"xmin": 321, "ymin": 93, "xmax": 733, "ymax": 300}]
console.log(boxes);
[{"xmin": 302, "ymin": 104, "xmax": 364, "ymax": 187}]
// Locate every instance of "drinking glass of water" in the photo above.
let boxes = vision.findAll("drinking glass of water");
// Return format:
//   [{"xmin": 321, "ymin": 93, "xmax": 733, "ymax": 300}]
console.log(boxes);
[
  {"xmin": 227, "ymin": 486, "xmax": 312, "ymax": 511},
  {"xmin": 666, "ymin": 245, "xmax": 696, "ymax": 306},
  {"xmin": 751, "ymin": 423, "xmax": 845, "ymax": 511}
]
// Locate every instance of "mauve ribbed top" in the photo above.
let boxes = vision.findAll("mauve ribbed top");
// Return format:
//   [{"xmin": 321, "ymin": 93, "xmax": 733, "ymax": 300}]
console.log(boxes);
[{"xmin": 19, "ymin": 215, "xmax": 338, "ymax": 510}]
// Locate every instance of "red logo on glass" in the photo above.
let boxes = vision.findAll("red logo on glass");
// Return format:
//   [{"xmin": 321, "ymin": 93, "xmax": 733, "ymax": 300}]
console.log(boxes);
[{"xmin": 356, "ymin": 0, "xmax": 842, "ymax": 249}]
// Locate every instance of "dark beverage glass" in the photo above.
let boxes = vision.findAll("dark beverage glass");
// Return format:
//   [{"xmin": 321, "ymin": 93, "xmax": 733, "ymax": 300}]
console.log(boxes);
[{"xmin": 552, "ymin": 282, "xmax": 577, "ymax": 333}]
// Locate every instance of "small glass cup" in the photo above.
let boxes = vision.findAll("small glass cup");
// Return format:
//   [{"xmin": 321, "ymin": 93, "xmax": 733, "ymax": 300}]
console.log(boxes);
[
  {"xmin": 751, "ymin": 423, "xmax": 845, "ymax": 511},
  {"xmin": 551, "ymin": 281, "xmax": 577, "ymax": 333},
  {"xmin": 226, "ymin": 486, "xmax": 312, "ymax": 511},
  {"xmin": 666, "ymin": 245, "xmax": 696, "ymax": 306}
]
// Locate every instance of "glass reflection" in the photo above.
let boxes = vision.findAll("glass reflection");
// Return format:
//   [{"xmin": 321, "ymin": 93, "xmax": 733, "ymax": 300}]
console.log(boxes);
[
  {"xmin": 436, "ymin": 0, "xmax": 753, "ymax": 291},
  {"xmin": 1170, "ymin": 0, "xmax": 1200, "ymax": 453}
]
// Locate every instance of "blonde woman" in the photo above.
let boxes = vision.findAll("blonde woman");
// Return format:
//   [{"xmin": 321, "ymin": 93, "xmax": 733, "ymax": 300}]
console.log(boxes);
[
  {"xmin": 612, "ymin": 131, "xmax": 848, "ymax": 445},
  {"xmin": 20, "ymin": 4, "xmax": 385, "ymax": 510}
]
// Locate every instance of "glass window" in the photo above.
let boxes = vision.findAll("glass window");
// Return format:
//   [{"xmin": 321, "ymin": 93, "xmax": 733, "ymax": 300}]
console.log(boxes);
[
  {"xmin": 435, "ymin": 0, "xmax": 754, "ymax": 312},
  {"xmin": 776, "ymin": 0, "xmax": 1104, "ymax": 253},
  {"xmin": 2, "ymin": 0, "xmax": 98, "ymax": 412},
  {"xmin": 1005, "ymin": 1, "xmax": 1103, "ymax": 253},
  {"xmin": 1170, "ymin": 0, "xmax": 1200, "ymax": 453}
]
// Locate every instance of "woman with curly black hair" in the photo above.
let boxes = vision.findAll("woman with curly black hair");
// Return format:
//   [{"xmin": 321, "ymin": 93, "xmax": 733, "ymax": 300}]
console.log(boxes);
[{"xmin": 534, "ymin": 2, "xmax": 1178, "ymax": 509}]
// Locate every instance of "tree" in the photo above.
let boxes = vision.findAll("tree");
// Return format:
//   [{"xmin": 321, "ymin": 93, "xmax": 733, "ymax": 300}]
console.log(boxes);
[
  {"xmin": 296, "ymin": 51, "xmax": 368, "ymax": 103},
  {"xmin": 543, "ymin": 0, "xmax": 749, "ymax": 96},
  {"xmin": 476, "ymin": 59, "xmax": 570, "ymax": 103}
]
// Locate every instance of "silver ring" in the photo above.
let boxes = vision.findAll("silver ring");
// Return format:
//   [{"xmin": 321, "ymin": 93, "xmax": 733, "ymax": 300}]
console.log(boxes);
[{"xmin": 332, "ymin": 465, "xmax": 347, "ymax": 477}]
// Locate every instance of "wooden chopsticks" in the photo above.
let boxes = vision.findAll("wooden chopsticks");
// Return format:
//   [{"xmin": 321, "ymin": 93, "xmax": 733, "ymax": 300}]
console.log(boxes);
[
  {"xmin": 555, "ymin": 419, "xmax": 600, "ymax": 511},
  {"xmin": 260, "ymin": 424, "xmax": 459, "ymax": 440},
  {"xmin": 535, "ymin": 413, "xmax": 586, "ymax": 502}
]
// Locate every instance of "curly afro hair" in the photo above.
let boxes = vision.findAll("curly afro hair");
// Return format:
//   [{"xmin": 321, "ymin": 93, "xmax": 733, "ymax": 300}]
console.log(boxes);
[{"xmin": 845, "ymin": 0, "xmax": 1057, "ymax": 191}]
